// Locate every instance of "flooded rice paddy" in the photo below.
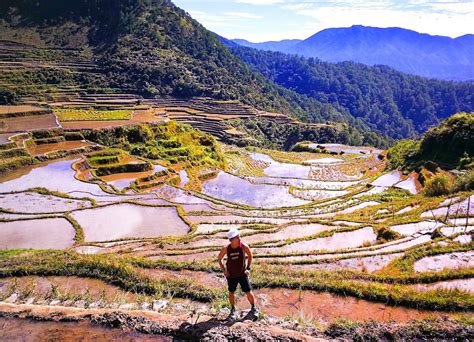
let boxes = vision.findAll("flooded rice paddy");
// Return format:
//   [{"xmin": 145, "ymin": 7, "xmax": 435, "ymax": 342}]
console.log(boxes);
[
  {"xmin": 414, "ymin": 251, "xmax": 474, "ymax": 272},
  {"xmin": 27, "ymin": 141, "xmax": 94, "ymax": 156},
  {"xmin": 0, "ymin": 159, "xmax": 104, "ymax": 195},
  {"xmin": 0, "ymin": 218, "xmax": 75, "ymax": 249},
  {"xmin": 0, "ymin": 318, "xmax": 170, "ymax": 342},
  {"xmin": 237, "ymin": 288, "xmax": 445, "ymax": 323},
  {"xmin": 201, "ymin": 171, "xmax": 310, "ymax": 208},
  {"xmin": 70, "ymin": 203, "xmax": 189, "ymax": 241}
]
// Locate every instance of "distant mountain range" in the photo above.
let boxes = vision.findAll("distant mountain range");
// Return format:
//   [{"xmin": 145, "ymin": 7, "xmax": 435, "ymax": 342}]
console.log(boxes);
[
  {"xmin": 231, "ymin": 39, "xmax": 301, "ymax": 52},
  {"xmin": 231, "ymin": 26, "xmax": 474, "ymax": 81}
]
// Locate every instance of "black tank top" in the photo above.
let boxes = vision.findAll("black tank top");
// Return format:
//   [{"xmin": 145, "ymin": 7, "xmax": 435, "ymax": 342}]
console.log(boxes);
[{"xmin": 226, "ymin": 242, "xmax": 245, "ymax": 279}]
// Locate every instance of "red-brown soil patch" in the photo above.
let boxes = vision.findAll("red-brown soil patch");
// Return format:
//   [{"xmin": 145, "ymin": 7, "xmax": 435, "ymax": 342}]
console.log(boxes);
[{"xmin": 0, "ymin": 114, "xmax": 59, "ymax": 132}]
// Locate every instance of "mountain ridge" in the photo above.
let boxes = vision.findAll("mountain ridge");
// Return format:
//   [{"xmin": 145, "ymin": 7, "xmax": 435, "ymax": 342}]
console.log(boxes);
[{"xmin": 231, "ymin": 25, "xmax": 474, "ymax": 81}]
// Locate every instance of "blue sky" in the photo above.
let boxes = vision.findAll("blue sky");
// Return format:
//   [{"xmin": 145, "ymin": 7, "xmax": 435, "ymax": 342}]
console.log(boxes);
[{"xmin": 172, "ymin": 0, "xmax": 474, "ymax": 42}]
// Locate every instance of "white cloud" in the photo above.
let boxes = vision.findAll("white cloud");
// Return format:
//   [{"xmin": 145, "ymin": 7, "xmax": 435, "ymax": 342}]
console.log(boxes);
[
  {"xmin": 282, "ymin": 0, "xmax": 474, "ymax": 38},
  {"xmin": 236, "ymin": 0, "xmax": 284, "ymax": 5},
  {"xmin": 223, "ymin": 11, "xmax": 263, "ymax": 19},
  {"xmin": 188, "ymin": 10, "xmax": 240, "ymax": 28},
  {"xmin": 188, "ymin": 9, "xmax": 263, "ymax": 30}
]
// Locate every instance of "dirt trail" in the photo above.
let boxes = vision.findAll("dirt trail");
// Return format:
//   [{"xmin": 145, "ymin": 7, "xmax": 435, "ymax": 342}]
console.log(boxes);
[{"xmin": 0, "ymin": 303, "xmax": 322, "ymax": 341}]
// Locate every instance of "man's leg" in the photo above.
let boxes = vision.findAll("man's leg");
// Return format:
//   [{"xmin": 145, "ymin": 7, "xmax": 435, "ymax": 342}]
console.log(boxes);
[
  {"xmin": 229, "ymin": 291, "xmax": 236, "ymax": 307},
  {"xmin": 245, "ymin": 291, "xmax": 255, "ymax": 306},
  {"xmin": 227, "ymin": 277, "xmax": 238, "ymax": 319},
  {"xmin": 240, "ymin": 275, "xmax": 258, "ymax": 314}
]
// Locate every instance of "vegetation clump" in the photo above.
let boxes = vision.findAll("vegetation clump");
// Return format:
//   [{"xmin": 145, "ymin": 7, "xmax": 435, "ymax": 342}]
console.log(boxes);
[
  {"xmin": 81, "ymin": 121, "xmax": 225, "ymax": 168},
  {"xmin": 388, "ymin": 112, "xmax": 474, "ymax": 170}
]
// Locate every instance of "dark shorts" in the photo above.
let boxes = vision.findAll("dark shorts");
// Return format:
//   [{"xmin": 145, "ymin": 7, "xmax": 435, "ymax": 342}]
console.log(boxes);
[{"xmin": 226, "ymin": 274, "xmax": 252, "ymax": 293}]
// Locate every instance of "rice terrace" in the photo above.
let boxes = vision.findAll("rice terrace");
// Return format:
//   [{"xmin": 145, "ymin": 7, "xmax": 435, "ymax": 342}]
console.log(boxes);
[{"xmin": 0, "ymin": 0, "xmax": 473, "ymax": 340}]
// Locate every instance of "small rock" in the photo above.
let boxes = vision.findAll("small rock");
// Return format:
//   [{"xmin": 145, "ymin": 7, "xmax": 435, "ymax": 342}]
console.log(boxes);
[
  {"xmin": 75, "ymin": 300, "xmax": 86, "ymax": 308},
  {"xmin": 25, "ymin": 297, "xmax": 36, "ymax": 305},
  {"xmin": 152, "ymin": 299, "xmax": 168, "ymax": 311},
  {"xmin": 140, "ymin": 302, "xmax": 150, "ymax": 311},
  {"xmin": 282, "ymin": 291, "xmax": 290, "ymax": 298},
  {"xmin": 62, "ymin": 300, "xmax": 73, "ymax": 306},
  {"xmin": 89, "ymin": 300, "xmax": 104, "ymax": 309},
  {"xmin": 49, "ymin": 300, "xmax": 61, "ymax": 306},
  {"xmin": 5, "ymin": 293, "xmax": 18, "ymax": 303},
  {"xmin": 219, "ymin": 308, "xmax": 230, "ymax": 315}
]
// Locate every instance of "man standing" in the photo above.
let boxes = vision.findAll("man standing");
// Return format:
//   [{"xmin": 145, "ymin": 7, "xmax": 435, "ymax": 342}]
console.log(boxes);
[{"xmin": 217, "ymin": 228, "xmax": 259, "ymax": 320}]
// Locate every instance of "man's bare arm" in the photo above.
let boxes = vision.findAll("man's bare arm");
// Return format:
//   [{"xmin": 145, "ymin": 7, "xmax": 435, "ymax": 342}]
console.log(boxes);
[
  {"xmin": 243, "ymin": 243, "xmax": 253, "ymax": 270},
  {"xmin": 217, "ymin": 246, "xmax": 229, "ymax": 277}
]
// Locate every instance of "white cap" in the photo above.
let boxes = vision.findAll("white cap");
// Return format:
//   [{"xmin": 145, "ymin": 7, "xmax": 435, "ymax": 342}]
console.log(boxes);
[{"xmin": 227, "ymin": 228, "xmax": 240, "ymax": 239}]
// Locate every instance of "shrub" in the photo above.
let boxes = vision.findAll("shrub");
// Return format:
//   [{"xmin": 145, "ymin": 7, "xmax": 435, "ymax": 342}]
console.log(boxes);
[
  {"xmin": 34, "ymin": 136, "xmax": 66, "ymax": 144},
  {"xmin": 387, "ymin": 139, "xmax": 420, "ymax": 170},
  {"xmin": 458, "ymin": 152, "xmax": 473, "ymax": 170},
  {"xmin": 64, "ymin": 132, "xmax": 85, "ymax": 141},
  {"xmin": 452, "ymin": 169, "xmax": 474, "ymax": 192},
  {"xmin": 423, "ymin": 173, "xmax": 452, "ymax": 196},
  {"xmin": 31, "ymin": 129, "xmax": 64, "ymax": 139}
]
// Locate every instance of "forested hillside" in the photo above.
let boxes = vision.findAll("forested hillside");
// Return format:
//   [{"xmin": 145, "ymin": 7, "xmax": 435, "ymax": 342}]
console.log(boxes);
[
  {"xmin": 0, "ymin": 0, "xmax": 369, "ymax": 133},
  {"xmin": 230, "ymin": 46, "xmax": 474, "ymax": 139}
]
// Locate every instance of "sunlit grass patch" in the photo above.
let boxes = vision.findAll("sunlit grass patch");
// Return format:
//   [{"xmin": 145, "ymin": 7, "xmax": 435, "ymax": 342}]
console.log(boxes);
[{"xmin": 54, "ymin": 109, "xmax": 132, "ymax": 121}]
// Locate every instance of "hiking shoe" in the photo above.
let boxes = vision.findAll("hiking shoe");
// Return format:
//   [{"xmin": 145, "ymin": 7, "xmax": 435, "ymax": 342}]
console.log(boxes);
[
  {"xmin": 250, "ymin": 306, "xmax": 260, "ymax": 316},
  {"xmin": 227, "ymin": 308, "xmax": 237, "ymax": 320}
]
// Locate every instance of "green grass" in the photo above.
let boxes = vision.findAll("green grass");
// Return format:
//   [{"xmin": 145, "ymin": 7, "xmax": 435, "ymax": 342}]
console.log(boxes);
[
  {"xmin": 0, "ymin": 250, "xmax": 221, "ymax": 303},
  {"xmin": 54, "ymin": 109, "xmax": 132, "ymax": 121}
]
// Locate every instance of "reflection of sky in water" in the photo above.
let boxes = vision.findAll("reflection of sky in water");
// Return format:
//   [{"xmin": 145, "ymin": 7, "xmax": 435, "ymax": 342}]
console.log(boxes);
[
  {"xmin": 71, "ymin": 203, "xmax": 189, "ymax": 241},
  {"xmin": 1, "ymin": 160, "xmax": 104, "ymax": 195},
  {"xmin": 309, "ymin": 143, "xmax": 382, "ymax": 155},
  {"xmin": 202, "ymin": 171, "xmax": 309, "ymax": 208},
  {"xmin": 179, "ymin": 169, "xmax": 189, "ymax": 187},
  {"xmin": 304, "ymin": 158, "xmax": 343, "ymax": 164},
  {"xmin": 371, "ymin": 171, "xmax": 401, "ymax": 187},
  {"xmin": 250, "ymin": 152, "xmax": 310, "ymax": 178},
  {"xmin": 394, "ymin": 177, "xmax": 418, "ymax": 194},
  {"xmin": 0, "ymin": 218, "xmax": 75, "ymax": 249}
]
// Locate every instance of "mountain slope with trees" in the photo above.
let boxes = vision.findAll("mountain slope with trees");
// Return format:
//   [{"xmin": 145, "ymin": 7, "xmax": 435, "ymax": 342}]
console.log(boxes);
[
  {"xmin": 230, "ymin": 46, "xmax": 474, "ymax": 139},
  {"xmin": 232, "ymin": 26, "xmax": 474, "ymax": 81}
]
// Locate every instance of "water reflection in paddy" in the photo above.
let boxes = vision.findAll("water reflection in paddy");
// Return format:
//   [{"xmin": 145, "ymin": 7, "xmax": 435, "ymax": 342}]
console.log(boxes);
[
  {"xmin": 0, "ymin": 218, "xmax": 75, "ymax": 249},
  {"xmin": 309, "ymin": 143, "xmax": 383, "ymax": 155},
  {"xmin": 0, "ymin": 159, "xmax": 104, "ymax": 195},
  {"xmin": 246, "ymin": 176, "xmax": 359, "ymax": 190},
  {"xmin": 371, "ymin": 171, "xmax": 402, "ymax": 187},
  {"xmin": 71, "ymin": 203, "xmax": 189, "ymax": 241},
  {"xmin": 250, "ymin": 152, "xmax": 311, "ymax": 178},
  {"xmin": 0, "ymin": 192, "xmax": 92, "ymax": 213},
  {"xmin": 201, "ymin": 171, "xmax": 310, "ymax": 208},
  {"xmin": 178, "ymin": 169, "xmax": 190, "ymax": 187},
  {"xmin": 256, "ymin": 226, "xmax": 377, "ymax": 254}
]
